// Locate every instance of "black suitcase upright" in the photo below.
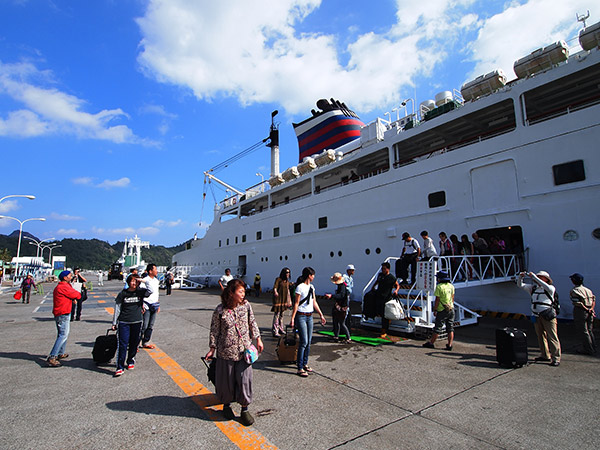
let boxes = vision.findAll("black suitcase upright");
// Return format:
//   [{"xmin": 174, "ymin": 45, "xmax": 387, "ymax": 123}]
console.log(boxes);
[
  {"xmin": 496, "ymin": 327, "xmax": 528, "ymax": 368},
  {"xmin": 92, "ymin": 329, "xmax": 118, "ymax": 364}
]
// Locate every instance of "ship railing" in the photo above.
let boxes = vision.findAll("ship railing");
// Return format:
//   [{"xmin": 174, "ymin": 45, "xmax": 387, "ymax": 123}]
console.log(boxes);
[{"xmin": 436, "ymin": 253, "xmax": 522, "ymax": 286}]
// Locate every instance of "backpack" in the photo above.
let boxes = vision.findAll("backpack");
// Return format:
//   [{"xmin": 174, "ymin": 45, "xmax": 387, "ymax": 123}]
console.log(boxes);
[{"xmin": 542, "ymin": 290, "xmax": 560, "ymax": 315}]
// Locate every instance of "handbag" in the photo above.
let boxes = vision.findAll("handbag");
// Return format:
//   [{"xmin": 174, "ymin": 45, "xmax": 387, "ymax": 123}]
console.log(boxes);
[
  {"xmin": 71, "ymin": 281, "xmax": 83, "ymax": 293},
  {"xmin": 538, "ymin": 307, "xmax": 556, "ymax": 321},
  {"xmin": 233, "ymin": 307, "xmax": 259, "ymax": 364},
  {"xmin": 201, "ymin": 356, "xmax": 217, "ymax": 385},
  {"xmin": 14, "ymin": 290, "xmax": 22, "ymax": 300},
  {"xmin": 384, "ymin": 299, "xmax": 405, "ymax": 320}
]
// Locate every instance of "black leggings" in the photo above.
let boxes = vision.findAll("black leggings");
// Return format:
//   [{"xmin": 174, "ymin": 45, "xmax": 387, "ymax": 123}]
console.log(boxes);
[{"xmin": 332, "ymin": 309, "xmax": 351, "ymax": 339}]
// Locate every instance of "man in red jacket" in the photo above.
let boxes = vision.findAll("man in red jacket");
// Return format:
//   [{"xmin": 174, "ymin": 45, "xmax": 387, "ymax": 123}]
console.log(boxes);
[{"xmin": 48, "ymin": 270, "xmax": 81, "ymax": 367}]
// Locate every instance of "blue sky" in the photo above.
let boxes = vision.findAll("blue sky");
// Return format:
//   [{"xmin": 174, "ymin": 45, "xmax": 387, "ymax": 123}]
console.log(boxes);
[{"xmin": 0, "ymin": 0, "xmax": 595, "ymax": 247}]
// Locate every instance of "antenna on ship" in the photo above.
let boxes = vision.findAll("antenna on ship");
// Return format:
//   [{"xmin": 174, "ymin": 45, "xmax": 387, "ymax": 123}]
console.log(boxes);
[
  {"xmin": 577, "ymin": 10, "xmax": 590, "ymax": 27},
  {"xmin": 265, "ymin": 110, "xmax": 279, "ymax": 177}
]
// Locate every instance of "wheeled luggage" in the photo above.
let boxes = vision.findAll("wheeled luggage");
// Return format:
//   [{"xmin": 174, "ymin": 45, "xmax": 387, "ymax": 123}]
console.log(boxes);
[
  {"xmin": 92, "ymin": 328, "xmax": 118, "ymax": 364},
  {"xmin": 496, "ymin": 327, "xmax": 528, "ymax": 368},
  {"xmin": 276, "ymin": 326, "xmax": 298, "ymax": 364}
]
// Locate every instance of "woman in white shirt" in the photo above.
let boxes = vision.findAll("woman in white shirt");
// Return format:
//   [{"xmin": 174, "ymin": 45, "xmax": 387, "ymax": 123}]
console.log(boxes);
[{"xmin": 290, "ymin": 267, "xmax": 326, "ymax": 377}]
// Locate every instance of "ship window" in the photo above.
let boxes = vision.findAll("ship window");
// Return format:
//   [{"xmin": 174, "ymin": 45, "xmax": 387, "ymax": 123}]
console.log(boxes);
[
  {"xmin": 256, "ymin": 231, "xmax": 262, "ymax": 241},
  {"xmin": 338, "ymin": 251, "xmax": 342, "ymax": 257},
  {"xmin": 592, "ymin": 228, "xmax": 600, "ymax": 240},
  {"xmin": 376, "ymin": 247, "xmax": 381, "ymax": 254},
  {"xmin": 553, "ymin": 160, "xmax": 585, "ymax": 186},
  {"xmin": 226, "ymin": 238, "xmax": 229, "ymax": 246},
  {"xmin": 318, "ymin": 217, "xmax": 328, "ymax": 229},
  {"xmin": 523, "ymin": 62, "xmax": 600, "ymax": 125},
  {"xmin": 294, "ymin": 222, "xmax": 301, "ymax": 234},
  {"xmin": 428, "ymin": 191, "xmax": 446, "ymax": 208},
  {"xmin": 280, "ymin": 256, "xmax": 283, "ymax": 261},
  {"xmin": 302, "ymin": 254, "xmax": 306, "ymax": 259},
  {"xmin": 308, "ymin": 253, "xmax": 312, "ymax": 259},
  {"xmin": 219, "ymin": 240, "xmax": 222, "ymax": 247},
  {"xmin": 285, "ymin": 255, "xmax": 288, "ymax": 260},
  {"xmin": 273, "ymin": 227, "xmax": 280, "ymax": 237},
  {"xmin": 242, "ymin": 234, "xmax": 246, "ymax": 243},
  {"xmin": 330, "ymin": 251, "xmax": 334, "ymax": 258},
  {"xmin": 365, "ymin": 248, "xmax": 370, "ymax": 255},
  {"xmin": 235, "ymin": 236, "xmax": 238, "ymax": 244}
]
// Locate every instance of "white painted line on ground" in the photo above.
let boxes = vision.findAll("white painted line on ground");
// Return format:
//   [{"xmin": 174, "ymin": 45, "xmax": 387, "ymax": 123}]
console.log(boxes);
[{"xmin": 33, "ymin": 306, "xmax": 39, "ymax": 313}]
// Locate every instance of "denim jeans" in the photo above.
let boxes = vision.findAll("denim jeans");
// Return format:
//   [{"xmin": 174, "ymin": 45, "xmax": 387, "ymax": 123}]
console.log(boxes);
[
  {"xmin": 50, "ymin": 314, "xmax": 71, "ymax": 357},
  {"xmin": 141, "ymin": 306, "xmax": 158, "ymax": 344},
  {"xmin": 117, "ymin": 322, "xmax": 142, "ymax": 370},
  {"xmin": 296, "ymin": 314, "xmax": 313, "ymax": 370}
]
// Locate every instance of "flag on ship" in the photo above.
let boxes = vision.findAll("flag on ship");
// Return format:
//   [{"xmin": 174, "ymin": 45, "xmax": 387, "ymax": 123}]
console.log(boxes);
[{"xmin": 293, "ymin": 99, "xmax": 364, "ymax": 162}]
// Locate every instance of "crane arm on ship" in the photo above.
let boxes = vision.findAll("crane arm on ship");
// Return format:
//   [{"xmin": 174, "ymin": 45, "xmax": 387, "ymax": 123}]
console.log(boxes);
[{"xmin": 203, "ymin": 171, "xmax": 244, "ymax": 196}]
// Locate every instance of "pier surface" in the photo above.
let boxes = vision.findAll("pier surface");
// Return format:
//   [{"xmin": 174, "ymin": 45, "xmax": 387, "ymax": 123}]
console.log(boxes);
[{"xmin": 1, "ymin": 280, "xmax": 598, "ymax": 449}]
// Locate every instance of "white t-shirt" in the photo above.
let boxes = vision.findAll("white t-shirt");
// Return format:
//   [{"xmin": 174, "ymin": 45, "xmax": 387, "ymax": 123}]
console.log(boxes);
[
  {"xmin": 295, "ymin": 282, "xmax": 314, "ymax": 313},
  {"xmin": 219, "ymin": 274, "xmax": 234, "ymax": 287},
  {"xmin": 142, "ymin": 276, "xmax": 160, "ymax": 304}
]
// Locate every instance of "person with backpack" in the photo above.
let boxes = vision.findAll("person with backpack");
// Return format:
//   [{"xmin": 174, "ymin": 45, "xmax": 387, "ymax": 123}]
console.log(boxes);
[
  {"xmin": 397, "ymin": 232, "xmax": 421, "ymax": 285},
  {"xmin": 325, "ymin": 272, "xmax": 351, "ymax": 343},
  {"xmin": 20, "ymin": 274, "xmax": 36, "ymax": 304},
  {"xmin": 517, "ymin": 270, "xmax": 561, "ymax": 366}
]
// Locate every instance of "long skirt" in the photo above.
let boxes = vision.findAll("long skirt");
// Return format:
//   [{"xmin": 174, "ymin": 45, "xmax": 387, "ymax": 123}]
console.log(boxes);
[{"xmin": 215, "ymin": 358, "xmax": 253, "ymax": 406}]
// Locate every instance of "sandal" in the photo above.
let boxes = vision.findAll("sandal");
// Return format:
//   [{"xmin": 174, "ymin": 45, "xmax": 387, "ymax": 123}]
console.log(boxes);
[
  {"xmin": 303, "ymin": 366, "xmax": 313, "ymax": 373},
  {"xmin": 142, "ymin": 343, "xmax": 156, "ymax": 349},
  {"xmin": 297, "ymin": 369, "xmax": 308, "ymax": 377}
]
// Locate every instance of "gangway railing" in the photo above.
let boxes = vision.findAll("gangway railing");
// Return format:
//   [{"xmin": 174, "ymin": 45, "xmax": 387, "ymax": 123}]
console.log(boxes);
[{"xmin": 359, "ymin": 255, "xmax": 521, "ymax": 335}]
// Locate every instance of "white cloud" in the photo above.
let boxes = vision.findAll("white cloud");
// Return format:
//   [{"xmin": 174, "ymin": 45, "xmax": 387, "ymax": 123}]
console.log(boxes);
[
  {"xmin": 153, "ymin": 219, "xmax": 182, "ymax": 227},
  {"xmin": 0, "ymin": 199, "xmax": 20, "ymax": 214},
  {"xmin": 73, "ymin": 177, "xmax": 131, "ymax": 189},
  {"xmin": 96, "ymin": 177, "xmax": 131, "ymax": 189},
  {"xmin": 0, "ymin": 60, "xmax": 157, "ymax": 144},
  {"xmin": 92, "ymin": 226, "xmax": 160, "ymax": 236},
  {"xmin": 136, "ymin": 0, "xmax": 595, "ymax": 115},
  {"xmin": 466, "ymin": 0, "xmax": 593, "ymax": 80},
  {"xmin": 50, "ymin": 212, "xmax": 83, "ymax": 221},
  {"xmin": 56, "ymin": 228, "xmax": 80, "ymax": 235}
]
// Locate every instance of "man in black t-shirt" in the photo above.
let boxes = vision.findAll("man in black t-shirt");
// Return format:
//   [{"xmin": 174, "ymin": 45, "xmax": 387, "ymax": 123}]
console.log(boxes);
[{"xmin": 373, "ymin": 262, "xmax": 399, "ymax": 339}]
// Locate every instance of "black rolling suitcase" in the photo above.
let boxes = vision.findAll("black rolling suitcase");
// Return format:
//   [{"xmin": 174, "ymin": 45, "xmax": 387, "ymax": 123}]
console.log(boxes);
[
  {"xmin": 92, "ymin": 328, "xmax": 118, "ymax": 364},
  {"xmin": 496, "ymin": 327, "xmax": 528, "ymax": 368}
]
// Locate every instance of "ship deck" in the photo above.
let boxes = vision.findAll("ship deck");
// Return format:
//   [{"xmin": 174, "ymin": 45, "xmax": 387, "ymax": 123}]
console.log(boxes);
[{"xmin": 1, "ymin": 280, "xmax": 598, "ymax": 449}]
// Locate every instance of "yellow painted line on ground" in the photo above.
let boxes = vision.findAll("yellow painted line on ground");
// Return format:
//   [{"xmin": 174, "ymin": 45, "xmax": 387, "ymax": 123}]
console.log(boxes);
[
  {"xmin": 98, "ymin": 300, "xmax": 106, "ymax": 303},
  {"xmin": 92, "ymin": 295, "xmax": 101, "ymax": 298},
  {"xmin": 144, "ymin": 346, "xmax": 278, "ymax": 450},
  {"xmin": 105, "ymin": 307, "xmax": 114, "ymax": 315}
]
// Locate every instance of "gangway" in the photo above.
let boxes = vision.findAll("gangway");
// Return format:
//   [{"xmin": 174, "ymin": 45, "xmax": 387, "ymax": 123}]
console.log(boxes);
[
  {"xmin": 167, "ymin": 266, "xmax": 206, "ymax": 290},
  {"xmin": 360, "ymin": 254, "xmax": 522, "ymax": 336}
]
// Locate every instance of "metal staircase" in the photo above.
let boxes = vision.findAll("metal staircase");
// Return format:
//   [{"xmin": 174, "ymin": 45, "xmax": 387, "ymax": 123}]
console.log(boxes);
[{"xmin": 360, "ymin": 254, "xmax": 522, "ymax": 335}]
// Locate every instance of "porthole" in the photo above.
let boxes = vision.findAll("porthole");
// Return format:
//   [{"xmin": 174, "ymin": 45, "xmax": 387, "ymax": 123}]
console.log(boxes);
[
  {"xmin": 285, "ymin": 255, "xmax": 288, "ymax": 260},
  {"xmin": 376, "ymin": 247, "xmax": 381, "ymax": 254},
  {"xmin": 592, "ymin": 228, "xmax": 600, "ymax": 240},
  {"xmin": 338, "ymin": 251, "xmax": 342, "ymax": 257},
  {"xmin": 266, "ymin": 257, "xmax": 269, "ymax": 262},
  {"xmin": 365, "ymin": 248, "xmax": 371, "ymax": 255},
  {"xmin": 279, "ymin": 256, "xmax": 283, "ymax": 261},
  {"xmin": 302, "ymin": 254, "xmax": 306, "ymax": 259},
  {"xmin": 330, "ymin": 251, "xmax": 334, "ymax": 257},
  {"xmin": 308, "ymin": 253, "xmax": 312, "ymax": 259},
  {"xmin": 563, "ymin": 230, "xmax": 578, "ymax": 241}
]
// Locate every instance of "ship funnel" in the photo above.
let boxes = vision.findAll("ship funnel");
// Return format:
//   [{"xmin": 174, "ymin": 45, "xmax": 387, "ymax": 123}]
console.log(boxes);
[{"xmin": 267, "ymin": 110, "xmax": 280, "ymax": 177}]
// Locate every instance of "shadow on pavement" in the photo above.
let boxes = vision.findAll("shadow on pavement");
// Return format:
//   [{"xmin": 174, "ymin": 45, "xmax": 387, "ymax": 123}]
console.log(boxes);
[
  {"xmin": 106, "ymin": 394, "xmax": 222, "ymax": 422},
  {"xmin": 0, "ymin": 351, "xmax": 50, "ymax": 368}
]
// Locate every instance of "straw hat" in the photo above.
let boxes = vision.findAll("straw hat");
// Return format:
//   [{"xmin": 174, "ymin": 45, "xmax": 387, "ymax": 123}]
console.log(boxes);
[
  {"xmin": 330, "ymin": 272, "xmax": 344, "ymax": 284},
  {"xmin": 536, "ymin": 270, "xmax": 553, "ymax": 284}
]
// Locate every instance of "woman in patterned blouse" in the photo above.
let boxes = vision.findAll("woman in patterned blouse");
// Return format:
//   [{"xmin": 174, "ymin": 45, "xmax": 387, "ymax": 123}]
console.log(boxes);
[{"xmin": 205, "ymin": 279, "xmax": 264, "ymax": 426}]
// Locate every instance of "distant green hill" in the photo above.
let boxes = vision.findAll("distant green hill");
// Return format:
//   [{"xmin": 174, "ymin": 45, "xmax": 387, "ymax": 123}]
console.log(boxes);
[{"xmin": 0, "ymin": 233, "xmax": 187, "ymax": 269}]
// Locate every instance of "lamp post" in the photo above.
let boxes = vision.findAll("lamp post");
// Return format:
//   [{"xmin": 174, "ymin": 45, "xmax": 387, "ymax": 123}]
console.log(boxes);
[
  {"xmin": 25, "ymin": 236, "xmax": 55, "ymax": 258},
  {"xmin": 44, "ymin": 244, "xmax": 62, "ymax": 273},
  {"xmin": 0, "ymin": 215, "xmax": 46, "ymax": 283},
  {"xmin": 0, "ymin": 194, "xmax": 36, "ymax": 204}
]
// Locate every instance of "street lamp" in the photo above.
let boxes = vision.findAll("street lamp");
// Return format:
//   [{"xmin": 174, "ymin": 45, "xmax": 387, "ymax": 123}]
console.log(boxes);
[
  {"xmin": 0, "ymin": 215, "xmax": 46, "ymax": 283},
  {"xmin": 0, "ymin": 194, "xmax": 36, "ymax": 204},
  {"xmin": 25, "ymin": 236, "xmax": 55, "ymax": 258},
  {"xmin": 43, "ymin": 244, "xmax": 62, "ymax": 270}
]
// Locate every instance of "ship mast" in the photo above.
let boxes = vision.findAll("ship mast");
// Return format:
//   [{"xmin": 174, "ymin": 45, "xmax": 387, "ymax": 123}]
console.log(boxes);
[{"xmin": 266, "ymin": 110, "xmax": 279, "ymax": 177}]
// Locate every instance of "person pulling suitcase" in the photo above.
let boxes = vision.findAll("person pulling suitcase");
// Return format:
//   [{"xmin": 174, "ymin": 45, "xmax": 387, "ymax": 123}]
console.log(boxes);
[{"xmin": 111, "ymin": 274, "xmax": 151, "ymax": 377}]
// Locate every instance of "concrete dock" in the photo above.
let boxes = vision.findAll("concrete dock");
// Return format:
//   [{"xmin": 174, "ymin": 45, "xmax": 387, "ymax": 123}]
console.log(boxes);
[{"xmin": 0, "ymin": 280, "xmax": 598, "ymax": 449}]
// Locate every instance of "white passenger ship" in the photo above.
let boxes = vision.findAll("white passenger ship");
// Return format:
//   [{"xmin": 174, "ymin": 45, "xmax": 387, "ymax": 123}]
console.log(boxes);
[{"xmin": 173, "ymin": 20, "xmax": 600, "ymax": 319}]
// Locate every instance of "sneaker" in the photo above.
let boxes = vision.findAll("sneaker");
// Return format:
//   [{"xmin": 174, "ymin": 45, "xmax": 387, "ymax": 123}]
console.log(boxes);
[
  {"xmin": 222, "ymin": 405, "xmax": 235, "ymax": 420},
  {"xmin": 240, "ymin": 410, "xmax": 255, "ymax": 426},
  {"xmin": 57, "ymin": 353, "xmax": 69, "ymax": 359},
  {"xmin": 550, "ymin": 361, "xmax": 560, "ymax": 367},
  {"xmin": 445, "ymin": 344, "xmax": 453, "ymax": 351},
  {"xmin": 127, "ymin": 364, "xmax": 135, "ymax": 370},
  {"xmin": 297, "ymin": 369, "xmax": 308, "ymax": 377},
  {"xmin": 114, "ymin": 369, "xmax": 124, "ymax": 377},
  {"xmin": 422, "ymin": 342, "xmax": 435, "ymax": 349},
  {"xmin": 47, "ymin": 357, "xmax": 61, "ymax": 367}
]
